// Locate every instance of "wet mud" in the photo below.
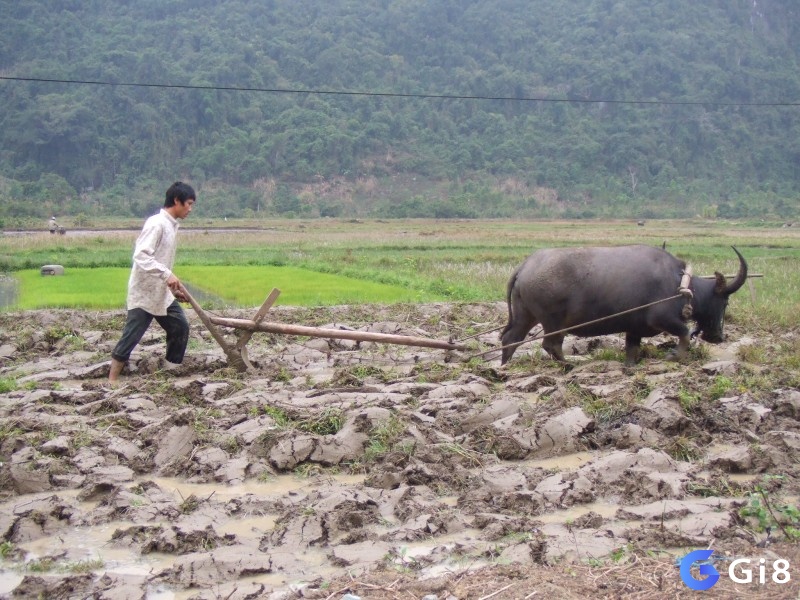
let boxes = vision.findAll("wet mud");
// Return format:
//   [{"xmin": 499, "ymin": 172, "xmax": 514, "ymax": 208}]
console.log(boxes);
[{"xmin": 0, "ymin": 304, "xmax": 798, "ymax": 599}]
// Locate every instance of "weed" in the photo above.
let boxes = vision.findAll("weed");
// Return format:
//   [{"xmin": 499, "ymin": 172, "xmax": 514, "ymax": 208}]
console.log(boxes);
[
  {"xmin": 499, "ymin": 531, "xmax": 534, "ymax": 544},
  {"xmin": 737, "ymin": 343, "xmax": 767, "ymax": 364},
  {"xmin": 610, "ymin": 544, "xmax": 632, "ymax": 563},
  {"xmin": 0, "ymin": 420, "xmax": 24, "ymax": 442},
  {"xmin": 410, "ymin": 362, "xmax": 454, "ymax": 384},
  {"xmin": 364, "ymin": 439, "xmax": 389, "ymax": 462},
  {"xmin": 438, "ymin": 442, "xmax": 483, "ymax": 467},
  {"xmin": 708, "ymin": 375, "xmax": 734, "ymax": 400},
  {"xmin": 44, "ymin": 325, "xmax": 74, "ymax": 343},
  {"xmin": 395, "ymin": 440, "xmax": 417, "ymax": 460},
  {"xmin": 677, "ymin": 387, "xmax": 702, "ymax": 413},
  {"xmin": 179, "ymin": 494, "xmax": 200, "ymax": 514},
  {"xmin": 71, "ymin": 428, "xmax": 94, "ymax": 450},
  {"xmin": 344, "ymin": 458, "xmax": 366, "ymax": 474},
  {"xmin": 222, "ymin": 435, "xmax": 240, "ymax": 454},
  {"xmin": 192, "ymin": 408, "xmax": 223, "ymax": 442},
  {"xmin": 577, "ymin": 381, "xmax": 639, "ymax": 423},
  {"xmin": 739, "ymin": 476, "xmax": 800, "ymax": 541},
  {"xmin": 261, "ymin": 405, "xmax": 292, "ymax": 428},
  {"xmin": 587, "ymin": 557, "xmax": 604, "ymax": 567},
  {"xmin": 328, "ymin": 364, "xmax": 387, "ymax": 387},
  {"xmin": 386, "ymin": 546, "xmax": 419, "ymax": 573},
  {"xmin": 733, "ymin": 369, "xmax": 775, "ymax": 396},
  {"xmin": 0, "ymin": 541, "xmax": 13, "ymax": 559},
  {"xmin": 592, "ymin": 347, "xmax": 626, "ymax": 362},
  {"xmin": 686, "ymin": 476, "xmax": 745, "ymax": 498},
  {"xmin": 776, "ymin": 338, "xmax": 800, "ymax": 370},
  {"xmin": 295, "ymin": 463, "xmax": 323, "ymax": 478},
  {"xmin": 274, "ymin": 367, "xmax": 292, "ymax": 383},
  {"xmin": 630, "ymin": 372, "xmax": 653, "ymax": 400},
  {"xmin": 296, "ymin": 408, "xmax": 344, "ymax": 436},
  {"xmin": 64, "ymin": 558, "xmax": 104, "ymax": 573},
  {"xmin": 257, "ymin": 471, "xmax": 275, "ymax": 484},
  {"xmin": 688, "ymin": 343, "xmax": 711, "ymax": 362},
  {"xmin": 365, "ymin": 414, "xmax": 406, "ymax": 461},
  {"xmin": 24, "ymin": 558, "xmax": 55, "ymax": 572},
  {"xmin": 667, "ymin": 436, "xmax": 701, "ymax": 462},
  {"xmin": 0, "ymin": 377, "xmax": 18, "ymax": 393}
]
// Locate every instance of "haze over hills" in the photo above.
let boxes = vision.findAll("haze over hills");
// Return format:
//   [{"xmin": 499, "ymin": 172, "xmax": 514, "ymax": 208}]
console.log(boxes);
[{"xmin": 1, "ymin": 0, "xmax": 798, "ymax": 221}]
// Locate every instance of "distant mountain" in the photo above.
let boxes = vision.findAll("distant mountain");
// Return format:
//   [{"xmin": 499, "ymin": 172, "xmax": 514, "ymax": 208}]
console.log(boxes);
[{"xmin": 1, "ymin": 0, "xmax": 798, "ymax": 220}]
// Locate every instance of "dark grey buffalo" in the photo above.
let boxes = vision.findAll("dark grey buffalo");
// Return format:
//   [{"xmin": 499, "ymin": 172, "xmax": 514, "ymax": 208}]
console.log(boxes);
[{"xmin": 500, "ymin": 245, "xmax": 747, "ymax": 366}]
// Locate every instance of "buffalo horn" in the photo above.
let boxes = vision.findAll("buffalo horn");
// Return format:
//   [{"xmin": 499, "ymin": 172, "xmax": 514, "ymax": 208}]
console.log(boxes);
[{"xmin": 724, "ymin": 246, "xmax": 748, "ymax": 294}]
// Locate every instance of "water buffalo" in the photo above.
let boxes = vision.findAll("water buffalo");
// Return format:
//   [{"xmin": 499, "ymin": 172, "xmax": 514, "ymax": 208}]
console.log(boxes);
[{"xmin": 500, "ymin": 245, "xmax": 747, "ymax": 366}]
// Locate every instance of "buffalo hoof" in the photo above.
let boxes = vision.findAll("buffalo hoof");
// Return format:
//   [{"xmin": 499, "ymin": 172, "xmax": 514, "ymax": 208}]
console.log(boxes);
[{"xmin": 665, "ymin": 350, "xmax": 687, "ymax": 363}]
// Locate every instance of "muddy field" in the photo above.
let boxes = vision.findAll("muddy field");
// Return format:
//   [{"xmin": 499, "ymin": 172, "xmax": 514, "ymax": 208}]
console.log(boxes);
[{"xmin": 1, "ymin": 303, "xmax": 799, "ymax": 599}]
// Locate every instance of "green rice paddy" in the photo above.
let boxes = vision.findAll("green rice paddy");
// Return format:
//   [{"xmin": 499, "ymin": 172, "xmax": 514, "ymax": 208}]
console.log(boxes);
[
  {"xmin": 2, "ymin": 218, "xmax": 799, "ymax": 332},
  {"xmin": 13, "ymin": 265, "xmax": 443, "ymax": 309}
]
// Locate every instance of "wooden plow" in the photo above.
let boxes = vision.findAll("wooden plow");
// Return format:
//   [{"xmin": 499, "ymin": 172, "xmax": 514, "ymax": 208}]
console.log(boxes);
[{"xmin": 179, "ymin": 285, "xmax": 466, "ymax": 372}]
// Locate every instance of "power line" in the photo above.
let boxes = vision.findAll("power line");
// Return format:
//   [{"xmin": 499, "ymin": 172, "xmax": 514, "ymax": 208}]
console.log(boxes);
[{"xmin": 2, "ymin": 75, "xmax": 799, "ymax": 107}]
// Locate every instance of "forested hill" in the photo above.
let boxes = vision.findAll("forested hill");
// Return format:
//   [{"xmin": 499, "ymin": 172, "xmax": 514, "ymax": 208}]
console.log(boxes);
[{"xmin": 1, "ymin": 0, "xmax": 799, "ymax": 221}]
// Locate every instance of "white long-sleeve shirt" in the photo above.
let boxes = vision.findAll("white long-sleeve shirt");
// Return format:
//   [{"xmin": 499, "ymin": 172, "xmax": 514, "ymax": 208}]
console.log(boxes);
[{"xmin": 126, "ymin": 209, "xmax": 179, "ymax": 315}]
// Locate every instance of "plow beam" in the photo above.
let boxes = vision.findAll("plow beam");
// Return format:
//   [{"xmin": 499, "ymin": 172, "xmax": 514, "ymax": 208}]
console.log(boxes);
[{"xmin": 207, "ymin": 315, "xmax": 466, "ymax": 352}]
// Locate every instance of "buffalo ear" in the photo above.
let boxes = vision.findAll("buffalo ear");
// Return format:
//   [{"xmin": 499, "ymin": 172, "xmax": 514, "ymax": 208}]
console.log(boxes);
[{"xmin": 714, "ymin": 272, "xmax": 727, "ymax": 294}]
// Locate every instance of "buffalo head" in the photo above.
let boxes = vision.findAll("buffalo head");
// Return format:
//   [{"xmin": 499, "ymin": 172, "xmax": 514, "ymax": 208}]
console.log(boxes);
[{"xmin": 691, "ymin": 246, "xmax": 748, "ymax": 343}]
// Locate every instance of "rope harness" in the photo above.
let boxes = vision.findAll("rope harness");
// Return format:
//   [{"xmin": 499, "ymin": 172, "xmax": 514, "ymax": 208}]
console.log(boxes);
[{"xmin": 679, "ymin": 263, "xmax": 694, "ymax": 320}]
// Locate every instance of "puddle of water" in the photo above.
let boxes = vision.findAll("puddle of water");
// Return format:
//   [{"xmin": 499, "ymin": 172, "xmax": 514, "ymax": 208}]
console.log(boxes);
[
  {"xmin": 520, "ymin": 451, "xmax": 596, "ymax": 472},
  {"xmin": 537, "ymin": 500, "xmax": 620, "ymax": 524},
  {"xmin": 0, "ymin": 471, "xmax": 366, "ymax": 597},
  {"xmin": 0, "ymin": 520, "xmax": 179, "ymax": 598},
  {"xmin": 145, "ymin": 472, "xmax": 365, "ymax": 502},
  {"xmin": 19, "ymin": 519, "xmax": 174, "ymax": 573},
  {"xmin": 0, "ymin": 572, "xmax": 24, "ymax": 595}
]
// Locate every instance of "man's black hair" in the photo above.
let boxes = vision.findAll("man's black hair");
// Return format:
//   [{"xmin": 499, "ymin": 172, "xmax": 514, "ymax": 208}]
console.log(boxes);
[{"xmin": 164, "ymin": 181, "xmax": 196, "ymax": 207}]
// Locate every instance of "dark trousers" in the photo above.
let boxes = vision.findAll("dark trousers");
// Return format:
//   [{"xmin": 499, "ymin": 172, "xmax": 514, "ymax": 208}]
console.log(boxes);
[{"xmin": 111, "ymin": 300, "xmax": 189, "ymax": 364}]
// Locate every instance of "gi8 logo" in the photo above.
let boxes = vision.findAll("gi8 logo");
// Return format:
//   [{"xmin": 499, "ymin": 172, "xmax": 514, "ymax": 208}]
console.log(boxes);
[{"xmin": 679, "ymin": 550, "xmax": 720, "ymax": 591}]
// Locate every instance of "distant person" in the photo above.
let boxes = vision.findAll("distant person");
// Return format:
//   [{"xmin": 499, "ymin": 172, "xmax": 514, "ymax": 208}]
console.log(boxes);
[
  {"xmin": 49, "ymin": 216, "xmax": 58, "ymax": 234},
  {"xmin": 108, "ymin": 181, "xmax": 196, "ymax": 383}
]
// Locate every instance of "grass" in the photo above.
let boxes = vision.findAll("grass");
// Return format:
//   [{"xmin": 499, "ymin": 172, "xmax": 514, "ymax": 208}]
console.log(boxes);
[
  {"xmin": 0, "ymin": 377, "xmax": 18, "ymax": 393},
  {"xmin": 2, "ymin": 218, "xmax": 799, "ymax": 328}
]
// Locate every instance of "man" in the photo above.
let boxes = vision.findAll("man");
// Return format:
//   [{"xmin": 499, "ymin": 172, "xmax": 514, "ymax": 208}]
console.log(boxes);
[
  {"xmin": 108, "ymin": 181, "xmax": 196, "ymax": 383},
  {"xmin": 49, "ymin": 216, "xmax": 58, "ymax": 234}
]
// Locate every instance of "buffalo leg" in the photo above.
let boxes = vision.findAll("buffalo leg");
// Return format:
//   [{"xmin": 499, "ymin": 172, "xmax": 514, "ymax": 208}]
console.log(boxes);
[
  {"xmin": 667, "ymin": 334, "xmax": 691, "ymax": 362},
  {"xmin": 541, "ymin": 332, "xmax": 566, "ymax": 361},
  {"xmin": 500, "ymin": 314, "xmax": 537, "ymax": 364},
  {"xmin": 624, "ymin": 333, "xmax": 642, "ymax": 366}
]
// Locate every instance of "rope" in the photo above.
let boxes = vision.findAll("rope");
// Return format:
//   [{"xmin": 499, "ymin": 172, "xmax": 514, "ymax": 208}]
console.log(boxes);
[
  {"xmin": 454, "ymin": 323, "xmax": 507, "ymax": 342},
  {"xmin": 469, "ymin": 293, "xmax": 686, "ymax": 361}
]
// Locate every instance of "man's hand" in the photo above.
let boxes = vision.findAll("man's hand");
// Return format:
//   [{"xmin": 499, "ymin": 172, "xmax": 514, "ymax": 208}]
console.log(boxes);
[{"xmin": 167, "ymin": 275, "xmax": 188, "ymax": 302}]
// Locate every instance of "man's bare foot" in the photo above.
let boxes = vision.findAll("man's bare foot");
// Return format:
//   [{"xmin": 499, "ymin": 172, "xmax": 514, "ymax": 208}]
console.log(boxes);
[{"xmin": 108, "ymin": 358, "xmax": 125, "ymax": 383}]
